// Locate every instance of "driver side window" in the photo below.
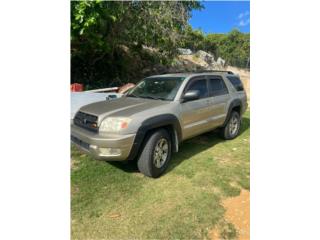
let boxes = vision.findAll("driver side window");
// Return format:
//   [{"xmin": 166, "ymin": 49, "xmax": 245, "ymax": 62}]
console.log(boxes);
[{"xmin": 185, "ymin": 79, "xmax": 208, "ymax": 99}]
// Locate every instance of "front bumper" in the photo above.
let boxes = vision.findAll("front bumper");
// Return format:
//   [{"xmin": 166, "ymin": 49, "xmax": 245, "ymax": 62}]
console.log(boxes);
[{"xmin": 71, "ymin": 124, "xmax": 136, "ymax": 161}]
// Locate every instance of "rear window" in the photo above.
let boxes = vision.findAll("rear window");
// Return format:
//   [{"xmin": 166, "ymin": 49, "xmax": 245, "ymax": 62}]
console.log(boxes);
[{"xmin": 227, "ymin": 76, "xmax": 244, "ymax": 91}]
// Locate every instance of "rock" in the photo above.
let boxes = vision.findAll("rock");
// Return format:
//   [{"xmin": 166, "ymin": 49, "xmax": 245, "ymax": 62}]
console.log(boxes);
[
  {"xmin": 195, "ymin": 50, "xmax": 215, "ymax": 64},
  {"xmin": 177, "ymin": 48, "xmax": 193, "ymax": 55},
  {"xmin": 182, "ymin": 60, "xmax": 190, "ymax": 65},
  {"xmin": 142, "ymin": 45, "xmax": 158, "ymax": 53},
  {"xmin": 217, "ymin": 57, "xmax": 226, "ymax": 67},
  {"xmin": 212, "ymin": 62, "xmax": 222, "ymax": 69}
]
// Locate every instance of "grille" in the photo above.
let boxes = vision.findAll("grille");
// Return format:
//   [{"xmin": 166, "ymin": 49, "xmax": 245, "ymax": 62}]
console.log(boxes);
[{"xmin": 73, "ymin": 111, "xmax": 98, "ymax": 132}]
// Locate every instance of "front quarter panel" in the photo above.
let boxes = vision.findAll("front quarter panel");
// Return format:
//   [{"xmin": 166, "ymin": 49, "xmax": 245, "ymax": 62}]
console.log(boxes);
[{"xmin": 117, "ymin": 101, "xmax": 181, "ymax": 134}]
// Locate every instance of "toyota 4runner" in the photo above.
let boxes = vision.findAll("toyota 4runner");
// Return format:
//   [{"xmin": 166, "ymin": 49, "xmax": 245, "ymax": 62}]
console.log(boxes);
[{"xmin": 71, "ymin": 71, "xmax": 248, "ymax": 178}]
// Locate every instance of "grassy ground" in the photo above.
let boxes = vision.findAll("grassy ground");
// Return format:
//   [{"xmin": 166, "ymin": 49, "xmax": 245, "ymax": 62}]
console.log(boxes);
[{"xmin": 71, "ymin": 111, "xmax": 250, "ymax": 240}]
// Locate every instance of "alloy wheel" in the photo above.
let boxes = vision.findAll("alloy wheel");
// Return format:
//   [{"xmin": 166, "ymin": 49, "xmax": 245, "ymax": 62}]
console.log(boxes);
[{"xmin": 153, "ymin": 138, "xmax": 169, "ymax": 168}]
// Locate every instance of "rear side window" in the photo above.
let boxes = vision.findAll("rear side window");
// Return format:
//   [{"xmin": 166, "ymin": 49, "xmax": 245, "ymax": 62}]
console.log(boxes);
[
  {"xmin": 186, "ymin": 79, "xmax": 208, "ymax": 99},
  {"xmin": 227, "ymin": 76, "xmax": 244, "ymax": 91},
  {"xmin": 209, "ymin": 77, "xmax": 229, "ymax": 96}
]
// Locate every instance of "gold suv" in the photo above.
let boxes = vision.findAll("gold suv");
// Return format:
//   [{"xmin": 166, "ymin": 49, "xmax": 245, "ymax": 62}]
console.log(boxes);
[{"xmin": 71, "ymin": 71, "xmax": 247, "ymax": 178}]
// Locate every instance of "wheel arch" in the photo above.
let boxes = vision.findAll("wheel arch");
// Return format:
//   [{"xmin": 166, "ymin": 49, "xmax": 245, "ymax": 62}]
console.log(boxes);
[
  {"xmin": 126, "ymin": 114, "xmax": 182, "ymax": 160},
  {"xmin": 222, "ymin": 99, "xmax": 243, "ymax": 127}
]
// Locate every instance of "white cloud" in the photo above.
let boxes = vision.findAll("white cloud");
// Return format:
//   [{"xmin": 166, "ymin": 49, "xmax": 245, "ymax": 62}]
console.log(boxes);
[
  {"xmin": 238, "ymin": 10, "xmax": 250, "ymax": 27},
  {"xmin": 238, "ymin": 11, "xmax": 250, "ymax": 19},
  {"xmin": 239, "ymin": 19, "xmax": 250, "ymax": 27}
]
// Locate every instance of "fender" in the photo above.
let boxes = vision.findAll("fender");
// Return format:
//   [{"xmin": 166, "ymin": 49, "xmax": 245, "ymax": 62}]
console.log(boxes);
[
  {"xmin": 222, "ymin": 99, "xmax": 243, "ymax": 127},
  {"xmin": 126, "ymin": 114, "xmax": 182, "ymax": 160}
]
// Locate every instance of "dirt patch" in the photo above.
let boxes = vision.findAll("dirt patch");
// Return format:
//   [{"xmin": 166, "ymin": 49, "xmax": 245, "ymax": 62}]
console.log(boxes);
[
  {"xmin": 71, "ymin": 185, "xmax": 79, "ymax": 196},
  {"xmin": 210, "ymin": 189, "xmax": 250, "ymax": 240},
  {"xmin": 71, "ymin": 158, "xmax": 81, "ymax": 170}
]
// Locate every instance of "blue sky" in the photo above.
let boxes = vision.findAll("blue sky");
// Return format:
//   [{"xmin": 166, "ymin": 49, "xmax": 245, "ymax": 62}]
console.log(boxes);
[{"xmin": 189, "ymin": 1, "xmax": 250, "ymax": 34}]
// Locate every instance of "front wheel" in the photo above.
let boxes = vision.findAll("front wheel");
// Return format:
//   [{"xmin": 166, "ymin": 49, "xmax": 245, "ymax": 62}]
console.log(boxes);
[
  {"xmin": 137, "ymin": 129, "xmax": 172, "ymax": 178},
  {"xmin": 220, "ymin": 111, "xmax": 241, "ymax": 140}
]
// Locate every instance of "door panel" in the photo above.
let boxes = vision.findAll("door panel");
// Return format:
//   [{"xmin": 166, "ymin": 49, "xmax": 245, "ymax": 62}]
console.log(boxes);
[
  {"xmin": 180, "ymin": 98, "xmax": 212, "ymax": 140},
  {"xmin": 207, "ymin": 95, "xmax": 229, "ymax": 127},
  {"xmin": 207, "ymin": 77, "xmax": 230, "ymax": 128},
  {"xmin": 179, "ymin": 78, "xmax": 212, "ymax": 140}
]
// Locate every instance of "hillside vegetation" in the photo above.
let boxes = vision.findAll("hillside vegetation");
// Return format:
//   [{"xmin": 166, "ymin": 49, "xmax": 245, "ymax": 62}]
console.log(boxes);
[{"xmin": 71, "ymin": 1, "xmax": 250, "ymax": 89}]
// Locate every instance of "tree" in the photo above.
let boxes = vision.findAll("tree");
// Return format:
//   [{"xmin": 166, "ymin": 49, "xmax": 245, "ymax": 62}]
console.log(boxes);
[
  {"xmin": 71, "ymin": 1, "xmax": 202, "ymax": 88},
  {"xmin": 215, "ymin": 29, "xmax": 250, "ymax": 68},
  {"xmin": 181, "ymin": 26, "xmax": 206, "ymax": 51}
]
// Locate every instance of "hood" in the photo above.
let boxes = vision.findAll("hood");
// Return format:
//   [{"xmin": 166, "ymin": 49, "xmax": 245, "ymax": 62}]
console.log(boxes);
[{"xmin": 79, "ymin": 97, "xmax": 170, "ymax": 120}]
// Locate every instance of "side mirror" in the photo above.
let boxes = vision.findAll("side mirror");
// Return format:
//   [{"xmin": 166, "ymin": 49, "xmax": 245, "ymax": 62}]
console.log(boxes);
[{"xmin": 183, "ymin": 90, "xmax": 200, "ymax": 102}]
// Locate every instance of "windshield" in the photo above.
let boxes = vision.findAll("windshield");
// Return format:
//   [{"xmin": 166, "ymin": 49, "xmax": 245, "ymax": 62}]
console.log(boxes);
[{"xmin": 127, "ymin": 77, "xmax": 185, "ymax": 101}]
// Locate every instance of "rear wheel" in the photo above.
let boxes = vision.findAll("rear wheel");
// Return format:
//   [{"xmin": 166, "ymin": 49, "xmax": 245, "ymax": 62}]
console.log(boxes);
[
  {"xmin": 220, "ymin": 111, "xmax": 241, "ymax": 140},
  {"xmin": 137, "ymin": 129, "xmax": 172, "ymax": 178}
]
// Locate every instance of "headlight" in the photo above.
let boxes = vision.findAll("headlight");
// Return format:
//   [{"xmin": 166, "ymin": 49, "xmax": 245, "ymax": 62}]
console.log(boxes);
[{"xmin": 99, "ymin": 117, "xmax": 131, "ymax": 133}]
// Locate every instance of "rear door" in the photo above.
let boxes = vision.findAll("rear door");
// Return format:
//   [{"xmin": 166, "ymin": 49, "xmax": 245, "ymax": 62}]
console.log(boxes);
[
  {"xmin": 207, "ymin": 76, "xmax": 230, "ymax": 128},
  {"xmin": 180, "ymin": 77, "xmax": 212, "ymax": 140}
]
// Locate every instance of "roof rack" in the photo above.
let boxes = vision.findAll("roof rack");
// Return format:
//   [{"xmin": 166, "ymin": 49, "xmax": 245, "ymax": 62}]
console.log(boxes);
[
  {"xmin": 194, "ymin": 70, "xmax": 234, "ymax": 74},
  {"xmin": 164, "ymin": 70, "xmax": 234, "ymax": 75}
]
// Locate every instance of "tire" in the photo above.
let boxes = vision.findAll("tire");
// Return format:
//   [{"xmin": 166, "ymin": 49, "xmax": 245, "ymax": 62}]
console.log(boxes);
[
  {"xmin": 220, "ymin": 111, "xmax": 241, "ymax": 140},
  {"xmin": 137, "ymin": 129, "xmax": 172, "ymax": 178}
]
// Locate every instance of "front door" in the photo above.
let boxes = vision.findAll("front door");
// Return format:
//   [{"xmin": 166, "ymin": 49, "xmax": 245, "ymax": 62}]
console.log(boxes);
[{"xmin": 180, "ymin": 77, "xmax": 212, "ymax": 140}]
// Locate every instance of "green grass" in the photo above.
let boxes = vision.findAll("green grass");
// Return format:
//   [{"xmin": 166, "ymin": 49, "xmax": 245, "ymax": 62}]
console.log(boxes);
[{"xmin": 71, "ymin": 111, "xmax": 250, "ymax": 240}]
